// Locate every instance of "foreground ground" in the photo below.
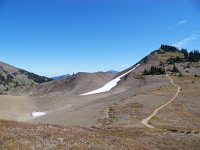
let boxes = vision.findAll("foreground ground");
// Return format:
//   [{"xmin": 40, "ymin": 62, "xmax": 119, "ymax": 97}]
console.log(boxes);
[
  {"xmin": 0, "ymin": 75, "xmax": 200, "ymax": 149},
  {"xmin": 0, "ymin": 120, "xmax": 200, "ymax": 150}
]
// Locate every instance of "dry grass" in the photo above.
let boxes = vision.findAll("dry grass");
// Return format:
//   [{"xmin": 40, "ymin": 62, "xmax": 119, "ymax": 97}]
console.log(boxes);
[
  {"xmin": 0, "ymin": 120, "xmax": 200, "ymax": 150},
  {"xmin": 150, "ymin": 76, "xmax": 200, "ymax": 131},
  {"xmin": 158, "ymin": 52, "xmax": 184, "ymax": 62}
]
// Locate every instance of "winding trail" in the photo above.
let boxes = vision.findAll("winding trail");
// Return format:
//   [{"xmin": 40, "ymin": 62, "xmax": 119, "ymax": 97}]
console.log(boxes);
[{"xmin": 141, "ymin": 68, "xmax": 181, "ymax": 128}]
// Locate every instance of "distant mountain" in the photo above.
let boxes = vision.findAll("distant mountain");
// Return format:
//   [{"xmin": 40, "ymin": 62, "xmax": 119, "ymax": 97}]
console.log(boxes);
[
  {"xmin": 0, "ymin": 61, "xmax": 53, "ymax": 94},
  {"xmin": 51, "ymin": 74, "xmax": 71, "ymax": 80},
  {"xmin": 52, "ymin": 71, "xmax": 119, "ymax": 80},
  {"xmin": 106, "ymin": 70, "xmax": 119, "ymax": 75}
]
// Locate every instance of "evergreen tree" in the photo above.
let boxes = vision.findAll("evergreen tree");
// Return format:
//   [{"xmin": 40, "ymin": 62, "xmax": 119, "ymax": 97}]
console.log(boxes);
[
  {"xmin": 188, "ymin": 50, "xmax": 200, "ymax": 62},
  {"xmin": 160, "ymin": 45, "xmax": 179, "ymax": 52},
  {"xmin": 172, "ymin": 65, "xmax": 179, "ymax": 73},
  {"xmin": 143, "ymin": 66, "xmax": 165, "ymax": 75},
  {"xmin": 181, "ymin": 48, "xmax": 189, "ymax": 60}
]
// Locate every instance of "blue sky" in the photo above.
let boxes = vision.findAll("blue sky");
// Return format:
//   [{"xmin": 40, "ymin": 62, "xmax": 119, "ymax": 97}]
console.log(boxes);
[{"xmin": 0, "ymin": 0, "xmax": 200, "ymax": 77}]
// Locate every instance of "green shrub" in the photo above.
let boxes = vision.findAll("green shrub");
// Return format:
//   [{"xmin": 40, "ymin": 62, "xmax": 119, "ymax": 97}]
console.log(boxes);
[
  {"xmin": 171, "ymin": 65, "xmax": 180, "ymax": 73},
  {"xmin": 143, "ymin": 66, "xmax": 166, "ymax": 75}
]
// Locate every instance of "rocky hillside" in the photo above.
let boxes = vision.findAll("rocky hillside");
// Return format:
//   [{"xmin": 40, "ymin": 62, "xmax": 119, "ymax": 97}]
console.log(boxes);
[
  {"xmin": 120, "ymin": 45, "xmax": 200, "ymax": 80},
  {"xmin": 0, "ymin": 61, "xmax": 53, "ymax": 94},
  {"xmin": 26, "ymin": 71, "xmax": 115, "ymax": 96}
]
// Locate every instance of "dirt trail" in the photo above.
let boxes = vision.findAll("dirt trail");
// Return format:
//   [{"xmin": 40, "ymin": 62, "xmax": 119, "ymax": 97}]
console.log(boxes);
[{"xmin": 141, "ymin": 70, "xmax": 181, "ymax": 128}]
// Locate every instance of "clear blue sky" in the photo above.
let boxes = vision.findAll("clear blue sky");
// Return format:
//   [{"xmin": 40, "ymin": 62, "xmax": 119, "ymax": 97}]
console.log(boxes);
[{"xmin": 0, "ymin": 0, "xmax": 200, "ymax": 77}]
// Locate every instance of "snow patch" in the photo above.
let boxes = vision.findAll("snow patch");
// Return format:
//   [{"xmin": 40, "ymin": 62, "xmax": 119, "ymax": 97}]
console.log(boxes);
[
  {"xmin": 81, "ymin": 64, "xmax": 140, "ymax": 95},
  {"xmin": 31, "ymin": 112, "xmax": 47, "ymax": 118}
]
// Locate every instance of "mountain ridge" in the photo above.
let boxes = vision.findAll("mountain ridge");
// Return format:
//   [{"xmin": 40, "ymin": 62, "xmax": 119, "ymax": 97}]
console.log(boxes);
[{"xmin": 0, "ymin": 61, "xmax": 53, "ymax": 94}]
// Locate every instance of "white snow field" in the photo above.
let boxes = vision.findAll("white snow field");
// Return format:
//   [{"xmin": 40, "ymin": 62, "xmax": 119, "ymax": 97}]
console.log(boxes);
[
  {"xmin": 31, "ymin": 112, "xmax": 47, "ymax": 118},
  {"xmin": 81, "ymin": 64, "xmax": 140, "ymax": 96}
]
